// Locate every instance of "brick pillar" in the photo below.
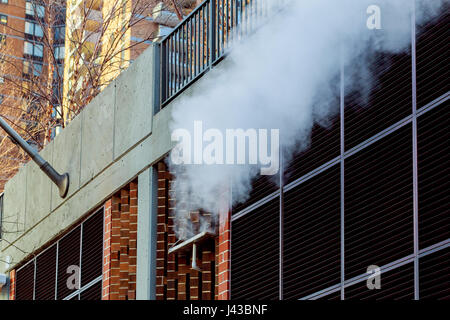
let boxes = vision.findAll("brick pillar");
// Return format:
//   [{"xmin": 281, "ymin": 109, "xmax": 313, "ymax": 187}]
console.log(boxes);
[
  {"xmin": 119, "ymin": 188, "xmax": 130, "ymax": 300},
  {"xmin": 102, "ymin": 199, "xmax": 112, "ymax": 299},
  {"xmin": 9, "ymin": 269, "xmax": 15, "ymax": 300},
  {"xmin": 156, "ymin": 162, "xmax": 168, "ymax": 299},
  {"xmin": 155, "ymin": 159, "xmax": 222, "ymax": 300},
  {"xmin": 217, "ymin": 209, "xmax": 231, "ymax": 300},
  {"xmin": 128, "ymin": 182, "xmax": 138, "ymax": 300},
  {"xmin": 110, "ymin": 195, "xmax": 121, "ymax": 300},
  {"xmin": 167, "ymin": 177, "xmax": 177, "ymax": 300},
  {"xmin": 102, "ymin": 181, "xmax": 138, "ymax": 300},
  {"xmin": 202, "ymin": 251, "xmax": 214, "ymax": 300}
]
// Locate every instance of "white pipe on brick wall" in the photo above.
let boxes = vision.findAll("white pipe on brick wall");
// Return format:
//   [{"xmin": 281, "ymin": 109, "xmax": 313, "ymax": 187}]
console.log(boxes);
[
  {"xmin": 0, "ymin": 274, "xmax": 6, "ymax": 290},
  {"xmin": 191, "ymin": 243, "xmax": 201, "ymax": 272}
]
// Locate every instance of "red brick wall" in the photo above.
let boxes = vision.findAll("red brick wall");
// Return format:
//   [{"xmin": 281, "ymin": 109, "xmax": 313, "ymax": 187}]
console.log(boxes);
[
  {"xmin": 155, "ymin": 161, "xmax": 231, "ymax": 300},
  {"xmin": 9, "ymin": 269, "xmax": 15, "ymax": 300},
  {"xmin": 103, "ymin": 160, "xmax": 232, "ymax": 300},
  {"xmin": 217, "ymin": 209, "xmax": 231, "ymax": 300},
  {"xmin": 102, "ymin": 199, "xmax": 112, "ymax": 299},
  {"xmin": 102, "ymin": 181, "xmax": 138, "ymax": 300}
]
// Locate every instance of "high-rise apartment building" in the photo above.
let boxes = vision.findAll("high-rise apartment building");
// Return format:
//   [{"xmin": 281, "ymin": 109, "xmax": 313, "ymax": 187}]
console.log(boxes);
[
  {"xmin": 0, "ymin": 0, "xmax": 66, "ymax": 192},
  {"xmin": 62, "ymin": 0, "xmax": 199, "ymax": 124}
]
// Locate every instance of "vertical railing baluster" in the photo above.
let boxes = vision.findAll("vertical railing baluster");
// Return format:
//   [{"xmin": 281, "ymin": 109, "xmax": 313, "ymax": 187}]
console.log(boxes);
[
  {"xmin": 161, "ymin": 42, "xmax": 167, "ymax": 104},
  {"xmin": 185, "ymin": 23, "xmax": 188, "ymax": 83},
  {"xmin": 221, "ymin": 0, "xmax": 223, "ymax": 55},
  {"xmin": 188, "ymin": 21, "xmax": 191, "ymax": 82},
  {"xmin": 193, "ymin": 17, "xmax": 195, "ymax": 77},
  {"xmin": 197, "ymin": 12, "xmax": 200, "ymax": 73},
  {"xmin": 160, "ymin": 0, "xmax": 283, "ymax": 106},
  {"xmin": 226, "ymin": 0, "xmax": 229, "ymax": 47},
  {"xmin": 177, "ymin": 30, "xmax": 180, "ymax": 92},
  {"xmin": 180, "ymin": 25, "xmax": 184, "ymax": 86},
  {"xmin": 203, "ymin": 5, "xmax": 206, "ymax": 70},
  {"xmin": 169, "ymin": 36, "xmax": 173, "ymax": 96},
  {"xmin": 230, "ymin": 0, "xmax": 234, "ymax": 43}
]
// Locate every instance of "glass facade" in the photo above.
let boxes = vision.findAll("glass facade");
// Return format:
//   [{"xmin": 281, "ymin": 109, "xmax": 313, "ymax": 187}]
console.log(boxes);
[
  {"xmin": 14, "ymin": 209, "xmax": 103, "ymax": 300},
  {"xmin": 230, "ymin": 4, "xmax": 449, "ymax": 300}
]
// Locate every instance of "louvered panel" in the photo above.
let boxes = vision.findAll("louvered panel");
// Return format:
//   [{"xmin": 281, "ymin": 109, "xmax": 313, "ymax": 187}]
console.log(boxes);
[
  {"xmin": 34, "ymin": 244, "xmax": 57, "ymax": 300},
  {"xmin": 345, "ymin": 124, "xmax": 413, "ymax": 279},
  {"xmin": 232, "ymin": 173, "xmax": 279, "ymax": 215},
  {"xmin": 57, "ymin": 226, "xmax": 81, "ymax": 300},
  {"xmin": 417, "ymin": 102, "xmax": 450, "ymax": 249},
  {"xmin": 284, "ymin": 115, "xmax": 340, "ymax": 184},
  {"xmin": 80, "ymin": 281, "xmax": 102, "ymax": 300},
  {"xmin": 419, "ymin": 247, "xmax": 450, "ymax": 300},
  {"xmin": 15, "ymin": 261, "xmax": 35, "ymax": 300},
  {"xmin": 81, "ymin": 209, "xmax": 104, "ymax": 287},
  {"xmin": 344, "ymin": 50, "xmax": 412, "ymax": 150},
  {"xmin": 231, "ymin": 198, "xmax": 279, "ymax": 299},
  {"xmin": 345, "ymin": 263, "xmax": 414, "ymax": 300},
  {"xmin": 416, "ymin": 2, "xmax": 450, "ymax": 108},
  {"xmin": 283, "ymin": 165, "xmax": 340, "ymax": 300},
  {"xmin": 316, "ymin": 290, "xmax": 341, "ymax": 300}
]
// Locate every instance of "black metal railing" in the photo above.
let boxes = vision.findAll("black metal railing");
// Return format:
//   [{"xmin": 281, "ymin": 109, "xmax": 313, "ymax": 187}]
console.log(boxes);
[{"xmin": 159, "ymin": 0, "xmax": 283, "ymax": 107}]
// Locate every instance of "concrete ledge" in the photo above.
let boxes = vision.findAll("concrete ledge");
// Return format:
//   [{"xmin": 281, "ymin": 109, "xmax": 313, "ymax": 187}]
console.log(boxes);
[
  {"xmin": 0, "ymin": 41, "xmax": 225, "ymax": 271},
  {"xmin": 0, "ymin": 103, "xmax": 174, "ymax": 270}
]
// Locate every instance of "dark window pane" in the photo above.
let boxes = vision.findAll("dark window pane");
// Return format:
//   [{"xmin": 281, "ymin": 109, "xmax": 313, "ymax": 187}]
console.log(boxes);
[
  {"xmin": 283, "ymin": 166, "xmax": 341, "ymax": 299},
  {"xmin": 345, "ymin": 263, "xmax": 414, "ymax": 300},
  {"xmin": 417, "ymin": 103, "xmax": 450, "ymax": 249},
  {"xmin": 316, "ymin": 290, "xmax": 341, "ymax": 300},
  {"xmin": 35, "ymin": 245, "xmax": 57, "ymax": 300},
  {"xmin": 231, "ymin": 198, "xmax": 279, "ymax": 299},
  {"xmin": 416, "ymin": 2, "xmax": 450, "ymax": 108},
  {"xmin": 15, "ymin": 261, "xmax": 35, "ymax": 300},
  {"xmin": 57, "ymin": 226, "xmax": 81, "ymax": 300},
  {"xmin": 345, "ymin": 50, "xmax": 412, "ymax": 150},
  {"xmin": 80, "ymin": 281, "xmax": 102, "ymax": 300},
  {"xmin": 232, "ymin": 173, "xmax": 279, "ymax": 215},
  {"xmin": 419, "ymin": 247, "xmax": 450, "ymax": 300},
  {"xmin": 81, "ymin": 209, "xmax": 104, "ymax": 287},
  {"xmin": 284, "ymin": 115, "xmax": 340, "ymax": 185},
  {"xmin": 345, "ymin": 124, "xmax": 413, "ymax": 279}
]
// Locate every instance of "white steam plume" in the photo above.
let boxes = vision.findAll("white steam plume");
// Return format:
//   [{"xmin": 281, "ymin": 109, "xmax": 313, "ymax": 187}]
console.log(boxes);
[{"xmin": 168, "ymin": 0, "xmax": 448, "ymax": 240}]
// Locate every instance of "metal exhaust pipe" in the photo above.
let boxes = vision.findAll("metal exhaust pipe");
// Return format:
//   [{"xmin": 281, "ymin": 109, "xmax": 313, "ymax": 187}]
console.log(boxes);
[
  {"xmin": 191, "ymin": 243, "xmax": 201, "ymax": 272},
  {"xmin": 0, "ymin": 116, "xmax": 69, "ymax": 198}
]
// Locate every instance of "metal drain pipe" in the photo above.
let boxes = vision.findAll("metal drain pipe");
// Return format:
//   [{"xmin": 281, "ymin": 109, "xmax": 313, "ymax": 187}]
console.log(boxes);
[
  {"xmin": 0, "ymin": 116, "xmax": 69, "ymax": 198},
  {"xmin": 191, "ymin": 242, "xmax": 201, "ymax": 272}
]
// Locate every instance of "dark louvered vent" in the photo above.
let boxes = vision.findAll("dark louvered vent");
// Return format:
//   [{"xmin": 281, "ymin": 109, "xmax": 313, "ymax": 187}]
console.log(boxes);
[
  {"xmin": 81, "ymin": 209, "xmax": 104, "ymax": 287},
  {"xmin": 231, "ymin": 198, "xmax": 279, "ymax": 299},
  {"xmin": 15, "ymin": 261, "xmax": 34, "ymax": 300},
  {"xmin": 57, "ymin": 226, "xmax": 81, "ymax": 300},
  {"xmin": 417, "ymin": 102, "xmax": 450, "ymax": 249},
  {"xmin": 416, "ymin": 3, "xmax": 450, "ymax": 108},
  {"xmin": 345, "ymin": 124, "xmax": 413, "ymax": 279},
  {"xmin": 316, "ymin": 291, "xmax": 341, "ymax": 300},
  {"xmin": 283, "ymin": 165, "xmax": 341, "ymax": 299},
  {"xmin": 344, "ymin": 50, "xmax": 412, "ymax": 150},
  {"xmin": 284, "ymin": 116, "xmax": 340, "ymax": 184},
  {"xmin": 34, "ymin": 245, "xmax": 57, "ymax": 300},
  {"xmin": 80, "ymin": 281, "xmax": 102, "ymax": 300},
  {"xmin": 345, "ymin": 263, "xmax": 414, "ymax": 299},
  {"xmin": 419, "ymin": 247, "xmax": 450, "ymax": 299},
  {"xmin": 232, "ymin": 173, "xmax": 279, "ymax": 215}
]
